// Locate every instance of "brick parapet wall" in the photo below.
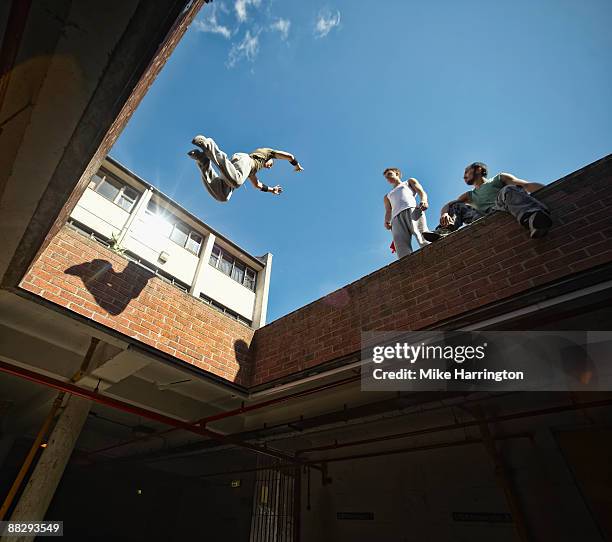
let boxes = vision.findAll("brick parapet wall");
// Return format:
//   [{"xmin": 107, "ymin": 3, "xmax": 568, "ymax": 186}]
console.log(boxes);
[
  {"xmin": 21, "ymin": 227, "xmax": 254, "ymax": 385},
  {"xmin": 250, "ymin": 155, "xmax": 612, "ymax": 386}
]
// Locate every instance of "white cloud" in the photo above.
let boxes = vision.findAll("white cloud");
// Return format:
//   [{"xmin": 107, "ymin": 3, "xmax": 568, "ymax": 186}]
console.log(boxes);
[
  {"xmin": 314, "ymin": 9, "xmax": 341, "ymax": 38},
  {"xmin": 227, "ymin": 30, "xmax": 260, "ymax": 68},
  {"xmin": 195, "ymin": 1, "xmax": 288, "ymax": 68},
  {"xmin": 270, "ymin": 18, "xmax": 290, "ymax": 41},
  {"xmin": 194, "ymin": 5, "xmax": 232, "ymax": 39},
  {"xmin": 235, "ymin": 0, "xmax": 261, "ymax": 23}
]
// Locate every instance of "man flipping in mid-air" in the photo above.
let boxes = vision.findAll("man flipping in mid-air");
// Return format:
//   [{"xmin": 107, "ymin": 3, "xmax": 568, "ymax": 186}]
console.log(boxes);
[{"xmin": 188, "ymin": 135, "xmax": 303, "ymax": 202}]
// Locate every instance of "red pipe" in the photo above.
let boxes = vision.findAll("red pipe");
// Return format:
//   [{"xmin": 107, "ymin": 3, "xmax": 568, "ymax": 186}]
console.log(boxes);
[
  {"xmin": 87, "ymin": 373, "xmax": 360, "ymax": 457},
  {"xmin": 86, "ymin": 427, "xmax": 175, "ymax": 456},
  {"xmin": 297, "ymin": 397, "xmax": 612, "ymax": 455},
  {"xmin": 197, "ymin": 432, "xmax": 532, "ymax": 478},
  {"xmin": 0, "ymin": 359, "xmax": 299, "ymax": 465},
  {"xmin": 197, "ymin": 374, "xmax": 361, "ymax": 425},
  {"xmin": 308, "ymin": 433, "xmax": 531, "ymax": 465}
]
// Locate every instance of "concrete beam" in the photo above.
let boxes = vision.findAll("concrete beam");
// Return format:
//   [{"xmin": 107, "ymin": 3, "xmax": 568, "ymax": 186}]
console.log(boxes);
[{"xmin": 0, "ymin": 324, "xmax": 83, "ymax": 379}]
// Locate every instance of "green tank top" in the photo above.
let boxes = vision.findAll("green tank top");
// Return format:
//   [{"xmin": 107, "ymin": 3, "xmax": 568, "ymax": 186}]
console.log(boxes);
[{"xmin": 468, "ymin": 174, "xmax": 505, "ymax": 213}]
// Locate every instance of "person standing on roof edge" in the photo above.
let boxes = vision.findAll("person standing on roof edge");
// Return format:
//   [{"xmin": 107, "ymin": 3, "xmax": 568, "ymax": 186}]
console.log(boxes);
[
  {"xmin": 188, "ymin": 134, "xmax": 303, "ymax": 203},
  {"xmin": 383, "ymin": 167, "xmax": 430, "ymax": 259},
  {"xmin": 423, "ymin": 162, "xmax": 552, "ymax": 242}
]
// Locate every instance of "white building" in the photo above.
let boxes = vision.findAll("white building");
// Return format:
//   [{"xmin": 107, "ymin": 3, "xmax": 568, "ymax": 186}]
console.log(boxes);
[{"xmin": 68, "ymin": 156, "xmax": 272, "ymax": 328}]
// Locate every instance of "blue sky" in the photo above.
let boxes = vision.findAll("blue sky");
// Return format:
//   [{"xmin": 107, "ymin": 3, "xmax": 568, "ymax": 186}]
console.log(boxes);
[{"xmin": 111, "ymin": 0, "xmax": 612, "ymax": 323}]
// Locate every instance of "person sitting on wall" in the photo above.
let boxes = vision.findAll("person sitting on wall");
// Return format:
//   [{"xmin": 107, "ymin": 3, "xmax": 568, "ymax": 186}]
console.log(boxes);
[
  {"xmin": 188, "ymin": 134, "xmax": 303, "ymax": 203},
  {"xmin": 383, "ymin": 167, "xmax": 430, "ymax": 259},
  {"xmin": 423, "ymin": 162, "xmax": 552, "ymax": 242}
]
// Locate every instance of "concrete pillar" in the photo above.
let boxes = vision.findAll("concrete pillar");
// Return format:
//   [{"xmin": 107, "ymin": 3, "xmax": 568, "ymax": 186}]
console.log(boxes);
[
  {"xmin": 252, "ymin": 252, "xmax": 273, "ymax": 329},
  {"xmin": 190, "ymin": 232, "xmax": 216, "ymax": 297},
  {"xmin": 6, "ymin": 395, "xmax": 91, "ymax": 540}
]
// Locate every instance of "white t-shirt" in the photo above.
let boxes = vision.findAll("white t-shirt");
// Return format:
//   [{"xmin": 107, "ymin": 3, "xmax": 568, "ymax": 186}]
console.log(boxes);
[{"xmin": 387, "ymin": 181, "xmax": 417, "ymax": 219}]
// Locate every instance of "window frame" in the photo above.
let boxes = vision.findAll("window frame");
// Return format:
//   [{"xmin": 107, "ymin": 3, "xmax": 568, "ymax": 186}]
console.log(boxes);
[
  {"xmin": 145, "ymin": 200, "xmax": 204, "ymax": 256},
  {"xmin": 244, "ymin": 267, "xmax": 257, "ymax": 291},
  {"xmin": 199, "ymin": 293, "xmax": 252, "ymax": 326},
  {"xmin": 208, "ymin": 244, "xmax": 258, "ymax": 291},
  {"xmin": 185, "ymin": 231, "xmax": 204, "ymax": 256},
  {"xmin": 169, "ymin": 221, "xmax": 190, "ymax": 247},
  {"xmin": 89, "ymin": 170, "xmax": 141, "ymax": 213},
  {"xmin": 116, "ymin": 184, "xmax": 140, "ymax": 211}
]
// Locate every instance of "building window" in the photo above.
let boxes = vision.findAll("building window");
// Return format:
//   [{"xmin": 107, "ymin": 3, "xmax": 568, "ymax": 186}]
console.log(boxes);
[
  {"xmin": 124, "ymin": 251, "xmax": 190, "ymax": 292},
  {"xmin": 209, "ymin": 246, "xmax": 220, "ymax": 267},
  {"xmin": 145, "ymin": 202, "xmax": 173, "ymax": 237},
  {"xmin": 200, "ymin": 294, "xmax": 252, "ymax": 326},
  {"xmin": 89, "ymin": 171, "xmax": 141, "ymax": 212},
  {"xmin": 91, "ymin": 173, "xmax": 120, "ymax": 200},
  {"xmin": 186, "ymin": 232, "xmax": 203, "ymax": 255},
  {"xmin": 231, "ymin": 261, "xmax": 245, "ymax": 284},
  {"xmin": 219, "ymin": 251, "xmax": 233, "ymax": 276},
  {"xmin": 117, "ymin": 185, "xmax": 140, "ymax": 211},
  {"xmin": 170, "ymin": 221, "xmax": 189, "ymax": 247},
  {"xmin": 244, "ymin": 268, "xmax": 257, "ymax": 291},
  {"xmin": 146, "ymin": 201, "xmax": 203, "ymax": 256},
  {"xmin": 209, "ymin": 245, "xmax": 257, "ymax": 291}
]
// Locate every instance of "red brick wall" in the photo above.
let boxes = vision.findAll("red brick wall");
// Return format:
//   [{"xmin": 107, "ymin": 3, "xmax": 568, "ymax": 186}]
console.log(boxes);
[
  {"xmin": 251, "ymin": 155, "xmax": 612, "ymax": 386},
  {"xmin": 21, "ymin": 227, "xmax": 254, "ymax": 385}
]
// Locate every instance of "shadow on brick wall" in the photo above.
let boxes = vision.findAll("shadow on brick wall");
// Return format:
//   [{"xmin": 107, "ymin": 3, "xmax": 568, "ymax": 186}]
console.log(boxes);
[
  {"xmin": 233, "ymin": 338, "xmax": 251, "ymax": 385},
  {"xmin": 65, "ymin": 259, "xmax": 153, "ymax": 315}
]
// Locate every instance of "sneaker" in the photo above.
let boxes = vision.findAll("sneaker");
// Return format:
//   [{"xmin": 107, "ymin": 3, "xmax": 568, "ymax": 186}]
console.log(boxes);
[
  {"xmin": 187, "ymin": 149, "xmax": 204, "ymax": 161},
  {"xmin": 423, "ymin": 228, "xmax": 453, "ymax": 242},
  {"xmin": 528, "ymin": 211, "xmax": 552, "ymax": 239}
]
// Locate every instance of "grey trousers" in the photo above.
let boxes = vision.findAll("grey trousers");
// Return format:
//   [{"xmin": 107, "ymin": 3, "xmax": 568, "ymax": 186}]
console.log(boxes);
[
  {"xmin": 391, "ymin": 207, "xmax": 429, "ymax": 259},
  {"xmin": 432, "ymin": 185, "xmax": 550, "ymax": 233},
  {"xmin": 492, "ymin": 184, "xmax": 549, "ymax": 224},
  {"xmin": 193, "ymin": 136, "xmax": 253, "ymax": 202}
]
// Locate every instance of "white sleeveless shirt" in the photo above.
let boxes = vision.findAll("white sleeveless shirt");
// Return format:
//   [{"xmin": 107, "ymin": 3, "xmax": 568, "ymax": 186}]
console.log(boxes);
[{"xmin": 387, "ymin": 181, "xmax": 417, "ymax": 219}]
